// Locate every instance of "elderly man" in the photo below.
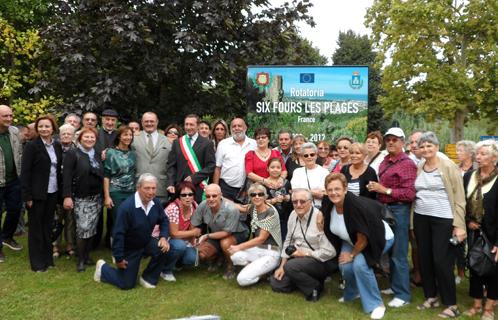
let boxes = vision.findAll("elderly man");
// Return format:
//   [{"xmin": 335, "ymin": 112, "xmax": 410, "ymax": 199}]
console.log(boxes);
[
  {"xmin": 274, "ymin": 129, "xmax": 293, "ymax": 163},
  {"xmin": 64, "ymin": 113, "xmax": 81, "ymax": 130},
  {"xmin": 270, "ymin": 188, "xmax": 337, "ymax": 302},
  {"xmin": 132, "ymin": 112, "xmax": 171, "ymax": 203},
  {"xmin": 94, "ymin": 173, "xmax": 172, "ymax": 289},
  {"xmin": 192, "ymin": 184, "xmax": 249, "ymax": 279},
  {"xmin": 408, "ymin": 130, "xmax": 449, "ymax": 165},
  {"xmin": 213, "ymin": 117, "xmax": 256, "ymax": 200},
  {"xmin": 167, "ymin": 114, "xmax": 215, "ymax": 204},
  {"xmin": 367, "ymin": 127, "xmax": 417, "ymax": 307},
  {"xmin": 0, "ymin": 105, "xmax": 23, "ymax": 262},
  {"xmin": 95, "ymin": 108, "xmax": 119, "ymax": 153}
]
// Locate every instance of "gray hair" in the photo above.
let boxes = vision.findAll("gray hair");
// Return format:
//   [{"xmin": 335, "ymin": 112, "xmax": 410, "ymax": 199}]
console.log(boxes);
[
  {"xmin": 301, "ymin": 142, "xmax": 318, "ymax": 154},
  {"xmin": 59, "ymin": 124, "xmax": 76, "ymax": 134},
  {"xmin": 247, "ymin": 183, "xmax": 267, "ymax": 198},
  {"xmin": 65, "ymin": 113, "xmax": 81, "ymax": 122},
  {"xmin": 476, "ymin": 139, "xmax": 498, "ymax": 160},
  {"xmin": 291, "ymin": 188, "xmax": 313, "ymax": 201},
  {"xmin": 417, "ymin": 131, "xmax": 439, "ymax": 146},
  {"xmin": 137, "ymin": 173, "xmax": 158, "ymax": 187},
  {"xmin": 456, "ymin": 140, "xmax": 476, "ymax": 159}
]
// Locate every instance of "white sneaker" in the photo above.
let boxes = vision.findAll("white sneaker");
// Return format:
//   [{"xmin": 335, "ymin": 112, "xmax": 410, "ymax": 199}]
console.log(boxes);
[
  {"xmin": 94, "ymin": 259, "xmax": 105, "ymax": 282},
  {"xmin": 388, "ymin": 297, "xmax": 409, "ymax": 308},
  {"xmin": 139, "ymin": 276, "xmax": 156, "ymax": 289},
  {"xmin": 338, "ymin": 294, "xmax": 360, "ymax": 303},
  {"xmin": 160, "ymin": 272, "xmax": 176, "ymax": 282},
  {"xmin": 381, "ymin": 288, "xmax": 394, "ymax": 295},
  {"xmin": 370, "ymin": 306, "xmax": 386, "ymax": 319}
]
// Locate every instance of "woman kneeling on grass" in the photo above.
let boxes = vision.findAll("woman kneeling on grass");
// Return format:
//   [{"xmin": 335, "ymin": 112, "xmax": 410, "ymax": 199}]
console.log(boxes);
[{"xmin": 228, "ymin": 183, "xmax": 282, "ymax": 286}]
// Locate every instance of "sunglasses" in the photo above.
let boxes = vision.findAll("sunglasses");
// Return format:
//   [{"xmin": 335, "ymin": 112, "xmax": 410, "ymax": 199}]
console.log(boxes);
[
  {"xmin": 292, "ymin": 199, "xmax": 309, "ymax": 205},
  {"xmin": 167, "ymin": 130, "xmax": 179, "ymax": 135},
  {"xmin": 249, "ymin": 192, "xmax": 265, "ymax": 198},
  {"xmin": 179, "ymin": 192, "xmax": 194, "ymax": 198},
  {"xmin": 303, "ymin": 153, "xmax": 316, "ymax": 158},
  {"xmin": 318, "ymin": 147, "xmax": 329, "ymax": 150}
]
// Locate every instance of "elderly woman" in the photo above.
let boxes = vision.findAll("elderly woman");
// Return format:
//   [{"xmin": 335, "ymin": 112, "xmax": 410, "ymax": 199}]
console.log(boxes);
[
  {"xmin": 212, "ymin": 119, "xmax": 229, "ymax": 150},
  {"xmin": 63, "ymin": 127, "xmax": 104, "ymax": 272},
  {"xmin": 317, "ymin": 140, "xmax": 333, "ymax": 168},
  {"xmin": 411, "ymin": 132, "xmax": 466, "ymax": 318},
  {"xmin": 341, "ymin": 143, "xmax": 378, "ymax": 199},
  {"xmin": 285, "ymin": 134, "xmax": 307, "ymax": 182},
  {"xmin": 229, "ymin": 183, "xmax": 282, "ymax": 286},
  {"xmin": 291, "ymin": 142, "xmax": 329, "ymax": 208},
  {"xmin": 53, "ymin": 124, "xmax": 77, "ymax": 258},
  {"xmin": 463, "ymin": 140, "xmax": 498, "ymax": 320},
  {"xmin": 365, "ymin": 131, "xmax": 386, "ymax": 175},
  {"xmin": 103, "ymin": 125, "xmax": 137, "ymax": 235},
  {"xmin": 164, "ymin": 124, "xmax": 182, "ymax": 144},
  {"xmin": 21, "ymin": 115, "xmax": 62, "ymax": 272},
  {"xmin": 153, "ymin": 181, "xmax": 201, "ymax": 282},
  {"xmin": 270, "ymin": 188, "xmax": 336, "ymax": 302},
  {"xmin": 245, "ymin": 127, "xmax": 287, "ymax": 188},
  {"xmin": 457, "ymin": 140, "xmax": 477, "ymax": 175},
  {"xmin": 322, "ymin": 173, "xmax": 393, "ymax": 319},
  {"xmin": 330, "ymin": 136, "xmax": 353, "ymax": 173}
]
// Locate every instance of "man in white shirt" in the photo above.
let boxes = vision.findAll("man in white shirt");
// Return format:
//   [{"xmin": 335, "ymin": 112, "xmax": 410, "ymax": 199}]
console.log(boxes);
[
  {"xmin": 213, "ymin": 117, "xmax": 256, "ymax": 200},
  {"xmin": 408, "ymin": 130, "xmax": 449, "ymax": 164}
]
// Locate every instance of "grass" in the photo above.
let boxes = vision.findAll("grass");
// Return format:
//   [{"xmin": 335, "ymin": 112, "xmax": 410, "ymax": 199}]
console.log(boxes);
[{"xmin": 0, "ymin": 235, "xmax": 478, "ymax": 320}]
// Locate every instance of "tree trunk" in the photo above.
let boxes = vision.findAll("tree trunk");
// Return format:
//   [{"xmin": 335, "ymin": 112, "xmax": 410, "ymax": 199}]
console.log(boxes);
[{"xmin": 450, "ymin": 109, "xmax": 465, "ymax": 143}]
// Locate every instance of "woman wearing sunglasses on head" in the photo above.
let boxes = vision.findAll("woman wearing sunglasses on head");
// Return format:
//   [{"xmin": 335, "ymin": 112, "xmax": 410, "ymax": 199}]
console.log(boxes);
[
  {"xmin": 164, "ymin": 124, "xmax": 182, "ymax": 145},
  {"xmin": 228, "ymin": 183, "xmax": 282, "ymax": 286},
  {"xmin": 152, "ymin": 181, "xmax": 201, "ymax": 282}
]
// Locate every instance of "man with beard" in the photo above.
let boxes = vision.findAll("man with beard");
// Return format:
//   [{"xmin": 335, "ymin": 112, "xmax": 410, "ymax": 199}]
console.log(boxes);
[{"xmin": 213, "ymin": 117, "xmax": 256, "ymax": 200}]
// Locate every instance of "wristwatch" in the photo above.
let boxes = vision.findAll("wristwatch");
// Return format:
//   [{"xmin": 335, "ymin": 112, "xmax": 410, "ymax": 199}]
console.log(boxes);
[
  {"xmin": 350, "ymin": 253, "xmax": 355, "ymax": 260},
  {"xmin": 386, "ymin": 188, "xmax": 392, "ymax": 196}
]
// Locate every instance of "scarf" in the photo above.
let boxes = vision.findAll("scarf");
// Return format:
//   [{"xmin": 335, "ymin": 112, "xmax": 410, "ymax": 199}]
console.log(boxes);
[
  {"xmin": 78, "ymin": 145, "xmax": 100, "ymax": 169},
  {"xmin": 250, "ymin": 204, "xmax": 282, "ymax": 249},
  {"xmin": 467, "ymin": 167, "xmax": 498, "ymax": 223}
]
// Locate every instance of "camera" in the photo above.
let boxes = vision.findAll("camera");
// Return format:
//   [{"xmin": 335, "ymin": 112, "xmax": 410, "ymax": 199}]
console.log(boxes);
[
  {"xmin": 449, "ymin": 236, "xmax": 460, "ymax": 246},
  {"xmin": 285, "ymin": 245, "xmax": 297, "ymax": 256}
]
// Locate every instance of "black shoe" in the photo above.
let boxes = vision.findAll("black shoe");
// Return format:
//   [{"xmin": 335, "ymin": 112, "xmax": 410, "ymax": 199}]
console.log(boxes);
[
  {"xmin": 2, "ymin": 238, "xmax": 23, "ymax": 251},
  {"xmin": 77, "ymin": 261, "xmax": 86, "ymax": 272},
  {"xmin": 305, "ymin": 289, "xmax": 321, "ymax": 302}
]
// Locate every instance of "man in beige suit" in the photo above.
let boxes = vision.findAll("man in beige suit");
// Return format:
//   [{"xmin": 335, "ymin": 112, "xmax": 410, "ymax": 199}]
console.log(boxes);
[{"xmin": 132, "ymin": 112, "xmax": 171, "ymax": 203}]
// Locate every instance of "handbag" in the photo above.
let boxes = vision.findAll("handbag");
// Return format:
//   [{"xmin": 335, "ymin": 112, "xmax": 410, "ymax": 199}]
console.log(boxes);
[
  {"xmin": 467, "ymin": 230, "xmax": 497, "ymax": 277},
  {"xmin": 381, "ymin": 204, "xmax": 396, "ymax": 228}
]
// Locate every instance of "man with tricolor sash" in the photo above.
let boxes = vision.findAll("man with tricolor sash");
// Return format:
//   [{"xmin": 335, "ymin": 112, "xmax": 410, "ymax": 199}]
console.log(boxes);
[{"xmin": 167, "ymin": 114, "xmax": 215, "ymax": 203}]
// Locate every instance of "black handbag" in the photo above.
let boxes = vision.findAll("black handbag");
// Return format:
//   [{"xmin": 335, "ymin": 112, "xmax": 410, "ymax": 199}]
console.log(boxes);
[
  {"xmin": 468, "ymin": 230, "xmax": 497, "ymax": 277},
  {"xmin": 381, "ymin": 204, "xmax": 396, "ymax": 228}
]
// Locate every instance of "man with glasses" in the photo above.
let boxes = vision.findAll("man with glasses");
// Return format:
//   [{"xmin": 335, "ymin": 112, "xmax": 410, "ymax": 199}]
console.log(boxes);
[
  {"xmin": 270, "ymin": 188, "xmax": 336, "ymax": 302},
  {"xmin": 191, "ymin": 184, "xmax": 249, "ymax": 279},
  {"xmin": 213, "ymin": 117, "xmax": 256, "ymax": 200},
  {"xmin": 132, "ymin": 112, "xmax": 171, "ymax": 203},
  {"xmin": 367, "ymin": 127, "xmax": 417, "ymax": 308}
]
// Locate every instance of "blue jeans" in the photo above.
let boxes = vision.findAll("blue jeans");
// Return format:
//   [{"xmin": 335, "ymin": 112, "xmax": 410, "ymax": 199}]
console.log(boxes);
[
  {"xmin": 162, "ymin": 239, "xmax": 197, "ymax": 273},
  {"xmin": 388, "ymin": 203, "xmax": 411, "ymax": 302},
  {"xmin": 340, "ymin": 238, "xmax": 394, "ymax": 313},
  {"xmin": 0, "ymin": 178, "xmax": 22, "ymax": 249}
]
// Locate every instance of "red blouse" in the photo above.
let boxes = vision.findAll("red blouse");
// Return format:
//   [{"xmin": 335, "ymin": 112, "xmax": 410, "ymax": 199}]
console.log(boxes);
[{"xmin": 245, "ymin": 149, "xmax": 287, "ymax": 178}]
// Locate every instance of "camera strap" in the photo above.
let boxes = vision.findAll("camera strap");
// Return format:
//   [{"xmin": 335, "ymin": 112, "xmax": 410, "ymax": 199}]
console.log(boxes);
[{"xmin": 298, "ymin": 206, "xmax": 315, "ymax": 251}]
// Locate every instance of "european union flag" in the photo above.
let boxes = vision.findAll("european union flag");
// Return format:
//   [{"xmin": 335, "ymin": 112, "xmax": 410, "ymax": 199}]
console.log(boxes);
[{"xmin": 300, "ymin": 73, "xmax": 315, "ymax": 83}]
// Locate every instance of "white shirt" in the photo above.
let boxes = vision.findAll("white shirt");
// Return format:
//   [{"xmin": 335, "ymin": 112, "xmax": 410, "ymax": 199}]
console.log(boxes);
[
  {"xmin": 134, "ymin": 192, "xmax": 155, "ymax": 216},
  {"xmin": 291, "ymin": 165, "xmax": 329, "ymax": 207},
  {"xmin": 188, "ymin": 132, "xmax": 199, "ymax": 146},
  {"xmin": 215, "ymin": 136, "xmax": 256, "ymax": 188},
  {"xmin": 330, "ymin": 206, "xmax": 352, "ymax": 245},
  {"xmin": 145, "ymin": 130, "xmax": 159, "ymax": 148}
]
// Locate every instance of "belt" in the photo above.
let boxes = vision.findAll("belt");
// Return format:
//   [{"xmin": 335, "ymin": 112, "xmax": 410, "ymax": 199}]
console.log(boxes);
[
  {"xmin": 257, "ymin": 244, "xmax": 280, "ymax": 252},
  {"xmin": 387, "ymin": 201, "xmax": 409, "ymax": 206}
]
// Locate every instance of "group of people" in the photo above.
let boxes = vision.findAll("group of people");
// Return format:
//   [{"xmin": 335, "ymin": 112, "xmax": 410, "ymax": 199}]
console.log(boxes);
[{"xmin": 1, "ymin": 103, "xmax": 497, "ymax": 320}]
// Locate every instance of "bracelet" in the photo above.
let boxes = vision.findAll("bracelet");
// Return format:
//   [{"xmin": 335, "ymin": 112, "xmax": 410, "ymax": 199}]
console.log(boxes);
[{"xmin": 206, "ymin": 233, "xmax": 211, "ymax": 239}]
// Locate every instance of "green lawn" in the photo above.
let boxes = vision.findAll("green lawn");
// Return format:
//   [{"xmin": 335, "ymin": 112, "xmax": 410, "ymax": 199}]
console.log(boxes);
[{"xmin": 0, "ymin": 235, "xmax": 477, "ymax": 320}]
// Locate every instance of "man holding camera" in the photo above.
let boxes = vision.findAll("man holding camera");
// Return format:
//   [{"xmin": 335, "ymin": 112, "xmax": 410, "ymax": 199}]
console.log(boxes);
[{"xmin": 270, "ymin": 188, "xmax": 337, "ymax": 302}]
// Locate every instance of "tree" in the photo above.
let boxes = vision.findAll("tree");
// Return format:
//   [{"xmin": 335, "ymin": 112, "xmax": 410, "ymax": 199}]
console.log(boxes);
[
  {"xmin": 366, "ymin": 0, "xmax": 498, "ymax": 142},
  {"xmin": 42, "ymin": 0, "xmax": 323, "ymax": 124},
  {"xmin": 331, "ymin": 30, "xmax": 387, "ymax": 133}
]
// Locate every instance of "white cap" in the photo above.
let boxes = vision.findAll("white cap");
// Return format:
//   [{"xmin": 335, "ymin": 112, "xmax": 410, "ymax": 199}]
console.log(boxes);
[{"xmin": 384, "ymin": 127, "xmax": 405, "ymax": 139}]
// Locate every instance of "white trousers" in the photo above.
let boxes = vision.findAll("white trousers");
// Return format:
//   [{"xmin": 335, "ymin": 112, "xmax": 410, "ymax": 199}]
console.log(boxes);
[{"xmin": 231, "ymin": 246, "xmax": 280, "ymax": 286}]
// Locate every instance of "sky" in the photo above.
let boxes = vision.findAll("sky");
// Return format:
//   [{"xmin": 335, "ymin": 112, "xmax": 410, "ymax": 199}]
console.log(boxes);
[{"xmin": 278, "ymin": 0, "xmax": 374, "ymax": 64}]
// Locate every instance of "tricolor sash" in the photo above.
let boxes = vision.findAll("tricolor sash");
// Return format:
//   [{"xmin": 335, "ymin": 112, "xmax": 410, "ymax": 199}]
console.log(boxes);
[{"xmin": 179, "ymin": 135, "xmax": 207, "ymax": 198}]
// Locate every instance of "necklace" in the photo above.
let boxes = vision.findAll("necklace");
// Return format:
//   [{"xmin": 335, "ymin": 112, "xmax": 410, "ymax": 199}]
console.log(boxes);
[{"xmin": 256, "ymin": 148, "xmax": 270, "ymax": 159}]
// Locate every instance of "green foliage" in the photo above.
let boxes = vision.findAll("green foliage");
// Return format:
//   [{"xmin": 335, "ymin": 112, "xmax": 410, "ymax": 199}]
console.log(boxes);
[
  {"xmin": 0, "ymin": 0, "xmax": 53, "ymax": 29},
  {"xmin": 366, "ymin": 0, "xmax": 498, "ymax": 141},
  {"xmin": 331, "ymin": 30, "xmax": 387, "ymax": 133}
]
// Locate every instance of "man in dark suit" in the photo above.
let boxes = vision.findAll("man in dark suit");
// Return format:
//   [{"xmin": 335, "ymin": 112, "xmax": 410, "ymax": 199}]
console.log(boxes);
[{"xmin": 167, "ymin": 114, "xmax": 215, "ymax": 203}]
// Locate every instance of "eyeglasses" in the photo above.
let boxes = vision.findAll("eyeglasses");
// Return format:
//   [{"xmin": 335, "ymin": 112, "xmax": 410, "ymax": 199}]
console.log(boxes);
[
  {"xmin": 292, "ymin": 199, "xmax": 309, "ymax": 205},
  {"xmin": 167, "ymin": 130, "xmax": 179, "ymax": 135},
  {"xmin": 205, "ymin": 194, "xmax": 219, "ymax": 199},
  {"xmin": 385, "ymin": 137, "xmax": 400, "ymax": 143},
  {"xmin": 256, "ymin": 136, "xmax": 268, "ymax": 140},
  {"xmin": 249, "ymin": 192, "xmax": 265, "ymax": 198},
  {"xmin": 179, "ymin": 192, "xmax": 194, "ymax": 198},
  {"xmin": 303, "ymin": 153, "xmax": 316, "ymax": 158}
]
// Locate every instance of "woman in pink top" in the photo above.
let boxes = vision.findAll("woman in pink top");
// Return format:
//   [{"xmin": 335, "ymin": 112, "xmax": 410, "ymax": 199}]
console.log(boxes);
[{"xmin": 245, "ymin": 128, "xmax": 287, "ymax": 189}]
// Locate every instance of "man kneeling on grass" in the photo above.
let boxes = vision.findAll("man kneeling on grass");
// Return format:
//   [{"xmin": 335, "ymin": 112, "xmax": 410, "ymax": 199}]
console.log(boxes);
[{"xmin": 93, "ymin": 173, "xmax": 173, "ymax": 289}]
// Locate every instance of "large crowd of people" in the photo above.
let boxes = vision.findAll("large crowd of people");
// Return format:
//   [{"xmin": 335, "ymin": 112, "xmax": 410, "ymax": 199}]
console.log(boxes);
[{"xmin": 1, "ymin": 103, "xmax": 497, "ymax": 320}]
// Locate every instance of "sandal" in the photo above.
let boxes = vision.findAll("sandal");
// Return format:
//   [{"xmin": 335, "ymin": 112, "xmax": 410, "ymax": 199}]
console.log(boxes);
[
  {"xmin": 481, "ymin": 309, "xmax": 494, "ymax": 320},
  {"xmin": 464, "ymin": 306, "xmax": 482, "ymax": 316},
  {"xmin": 52, "ymin": 248, "xmax": 60, "ymax": 258},
  {"xmin": 417, "ymin": 298, "xmax": 440, "ymax": 310},
  {"xmin": 438, "ymin": 306, "xmax": 461, "ymax": 318}
]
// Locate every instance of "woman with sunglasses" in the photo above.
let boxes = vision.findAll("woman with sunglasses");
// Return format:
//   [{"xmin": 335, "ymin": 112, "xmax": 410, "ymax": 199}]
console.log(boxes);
[
  {"xmin": 228, "ymin": 183, "xmax": 282, "ymax": 286},
  {"xmin": 330, "ymin": 136, "xmax": 353, "ymax": 173},
  {"xmin": 152, "ymin": 181, "xmax": 201, "ymax": 282},
  {"xmin": 317, "ymin": 140, "xmax": 334, "ymax": 168},
  {"xmin": 290, "ymin": 142, "xmax": 329, "ymax": 209},
  {"xmin": 164, "ymin": 124, "xmax": 182, "ymax": 144}
]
